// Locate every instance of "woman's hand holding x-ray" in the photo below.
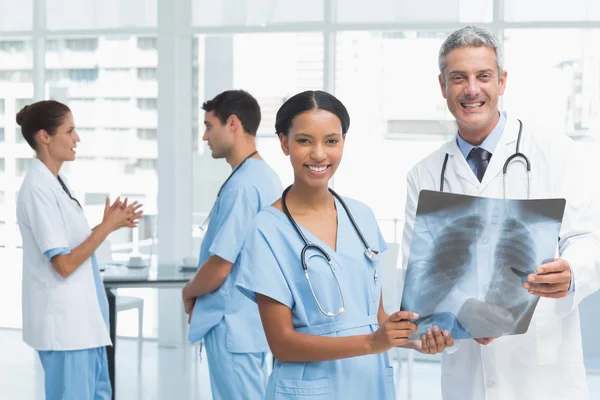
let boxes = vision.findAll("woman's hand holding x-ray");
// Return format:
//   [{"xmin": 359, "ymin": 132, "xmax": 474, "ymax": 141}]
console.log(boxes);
[
  {"xmin": 413, "ymin": 326, "xmax": 455, "ymax": 354},
  {"xmin": 369, "ymin": 311, "xmax": 419, "ymax": 354},
  {"xmin": 457, "ymin": 298, "xmax": 515, "ymax": 339}
]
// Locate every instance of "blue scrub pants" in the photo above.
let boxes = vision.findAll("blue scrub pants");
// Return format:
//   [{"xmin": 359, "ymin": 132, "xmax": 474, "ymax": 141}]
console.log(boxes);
[
  {"xmin": 204, "ymin": 320, "xmax": 268, "ymax": 400},
  {"xmin": 38, "ymin": 346, "xmax": 112, "ymax": 400}
]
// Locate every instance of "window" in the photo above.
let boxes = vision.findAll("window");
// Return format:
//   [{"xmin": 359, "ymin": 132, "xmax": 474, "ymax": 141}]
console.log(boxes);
[
  {"xmin": 0, "ymin": 0, "xmax": 33, "ymax": 31},
  {"xmin": 69, "ymin": 98, "xmax": 96, "ymax": 120},
  {"xmin": 137, "ymin": 67, "xmax": 157, "ymax": 81},
  {"xmin": 105, "ymin": 98, "xmax": 132, "ymax": 117},
  {"xmin": 0, "ymin": 99, "xmax": 4, "ymax": 115},
  {"xmin": 192, "ymin": 0, "xmax": 324, "ymax": 26},
  {"xmin": 137, "ymin": 98, "xmax": 157, "ymax": 111},
  {"xmin": 333, "ymin": 31, "xmax": 451, "ymax": 240},
  {"xmin": 16, "ymin": 158, "xmax": 32, "ymax": 177},
  {"xmin": 386, "ymin": 120, "xmax": 456, "ymax": 137},
  {"xmin": 102, "ymin": 68, "xmax": 131, "ymax": 81},
  {"xmin": 336, "ymin": 0, "xmax": 492, "ymax": 23},
  {"xmin": 46, "ymin": 39, "xmax": 61, "ymax": 51},
  {"xmin": 192, "ymin": 32, "xmax": 324, "ymax": 223},
  {"xmin": 504, "ymin": 0, "xmax": 600, "ymax": 21},
  {"xmin": 70, "ymin": 68, "xmax": 99, "ymax": 82},
  {"xmin": 76, "ymin": 128, "xmax": 96, "ymax": 136},
  {"xmin": 0, "ymin": 159, "xmax": 4, "ymax": 172},
  {"xmin": 0, "ymin": 128, "xmax": 4, "ymax": 144},
  {"xmin": 46, "ymin": 69, "xmax": 69, "ymax": 82},
  {"xmin": 16, "ymin": 99, "xmax": 33, "ymax": 112},
  {"xmin": 504, "ymin": 29, "xmax": 600, "ymax": 140},
  {"xmin": 46, "ymin": 0, "xmax": 157, "ymax": 30},
  {"xmin": 85, "ymin": 193, "xmax": 109, "ymax": 205},
  {"xmin": 0, "ymin": 40, "xmax": 29, "ymax": 53},
  {"xmin": 136, "ymin": 158, "xmax": 157, "ymax": 170},
  {"xmin": 65, "ymin": 38, "xmax": 98, "ymax": 52},
  {"xmin": 0, "ymin": 70, "xmax": 33, "ymax": 82},
  {"xmin": 137, "ymin": 37, "xmax": 157, "ymax": 50},
  {"xmin": 15, "ymin": 128, "xmax": 25, "ymax": 144},
  {"xmin": 43, "ymin": 38, "xmax": 159, "ymax": 324},
  {"xmin": 137, "ymin": 128, "xmax": 157, "ymax": 140},
  {"xmin": 106, "ymin": 98, "xmax": 130, "ymax": 105}
]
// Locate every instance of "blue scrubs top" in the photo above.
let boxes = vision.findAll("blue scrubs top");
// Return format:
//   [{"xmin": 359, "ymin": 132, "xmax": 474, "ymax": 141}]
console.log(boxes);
[
  {"xmin": 188, "ymin": 158, "xmax": 282, "ymax": 352},
  {"xmin": 236, "ymin": 197, "xmax": 397, "ymax": 400}
]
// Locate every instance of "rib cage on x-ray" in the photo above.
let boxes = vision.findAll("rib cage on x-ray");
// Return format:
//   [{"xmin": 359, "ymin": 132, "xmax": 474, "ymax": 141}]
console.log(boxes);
[
  {"xmin": 401, "ymin": 190, "xmax": 565, "ymax": 339},
  {"xmin": 408, "ymin": 214, "xmax": 484, "ymax": 315},
  {"xmin": 486, "ymin": 218, "xmax": 537, "ymax": 310}
]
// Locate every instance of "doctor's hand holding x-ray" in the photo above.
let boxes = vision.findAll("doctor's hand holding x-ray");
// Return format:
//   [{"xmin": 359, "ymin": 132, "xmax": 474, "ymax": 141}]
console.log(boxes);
[
  {"xmin": 464, "ymin": 259, "xmax": 573, "ymax": 345},
  {"xmin": 471, "ymin": 259, "xmax": 573, "ymax": 345}
]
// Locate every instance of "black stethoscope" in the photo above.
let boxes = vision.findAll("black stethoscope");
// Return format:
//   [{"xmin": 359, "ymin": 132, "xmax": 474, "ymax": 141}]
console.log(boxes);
[
  {"xmin": 439, "ymin": 120, "xmax": 531, "ymax": 199},
  {"xmin": 281, "ymin": 185, "xmax": 378, "ymax": 317},
  {"xmin": 57, "ymin": 175, "xmax": 82, "ymax": 209},
  {"xmin": 200, "ymin": 151, "xmax": 258, "ymax": 231}
]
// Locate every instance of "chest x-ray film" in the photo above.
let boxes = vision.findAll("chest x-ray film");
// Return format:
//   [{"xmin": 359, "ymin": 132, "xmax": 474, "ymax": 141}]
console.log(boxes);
[{"xmin": 400, "ymin": 190, "xmax": 566, "ymax": 340}]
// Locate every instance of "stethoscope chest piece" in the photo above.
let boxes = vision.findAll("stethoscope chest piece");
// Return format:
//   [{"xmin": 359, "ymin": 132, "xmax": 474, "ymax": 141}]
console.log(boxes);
[
  {"xmin": 282, "ymin": 185, "xmax": 375, "ymax": 317},
  {"xmin": 364, "ymin": 248, "xmax": 377, "ymax": 263}
]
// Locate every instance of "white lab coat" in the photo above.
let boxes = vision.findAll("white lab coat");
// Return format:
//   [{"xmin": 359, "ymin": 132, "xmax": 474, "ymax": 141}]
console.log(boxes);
[
  {"xmin": 402, "ymin": 115, "xmax": 600, "ymax": 400},
  {"xmin": 17, "ymin": 158, "xmax": 111, "ymax": 351}
]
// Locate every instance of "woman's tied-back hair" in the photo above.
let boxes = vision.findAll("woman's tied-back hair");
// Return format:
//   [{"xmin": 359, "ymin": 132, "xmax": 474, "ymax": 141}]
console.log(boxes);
[
  {"xmin": 16, "ymin": 100, "xmax": 71, "ymax": 150},
  {"xmin": 275, "ymin": 90, "xmax": 350, "ymax": 136}
]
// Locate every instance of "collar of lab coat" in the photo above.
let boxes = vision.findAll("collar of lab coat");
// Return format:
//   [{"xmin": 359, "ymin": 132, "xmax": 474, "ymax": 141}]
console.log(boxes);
[
  {"xmin": 443, "ymin": 113, "xmax": 520, "ymax": 190},
  {"xmin": 31, "ymin": 157, "xmax": 69, "ymax": 191}
]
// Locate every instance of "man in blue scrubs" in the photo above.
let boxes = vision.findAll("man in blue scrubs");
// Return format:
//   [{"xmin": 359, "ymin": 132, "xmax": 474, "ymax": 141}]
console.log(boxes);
[{"xmin": 182, "ymin": 90, "xmax": 282, "ymax": 399}]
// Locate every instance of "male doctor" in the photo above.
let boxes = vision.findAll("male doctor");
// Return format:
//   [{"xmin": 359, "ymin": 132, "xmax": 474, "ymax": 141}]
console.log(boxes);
[
  {"xmin": 182, "ymin": 90, "xmax": 282, "ymax": 399},
  {"xmin": 401, "ymin": 25, "xmax": 600, "ymax": 399}
]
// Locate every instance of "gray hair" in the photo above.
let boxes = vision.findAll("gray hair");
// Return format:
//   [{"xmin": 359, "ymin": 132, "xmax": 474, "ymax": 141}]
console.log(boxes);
[{"xmin": 438, "ymin": 26, "xmax": 503, "ymax": 81}]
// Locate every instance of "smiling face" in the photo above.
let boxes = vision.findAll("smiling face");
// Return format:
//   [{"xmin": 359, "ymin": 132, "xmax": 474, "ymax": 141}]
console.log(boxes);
[
  {"xmin": 279, "ymin": 109, "xmax": 345, "ymax": 189},
  {"xmin": 439, "ymin": 45, "xmax": 507, "ymax": 142},
  {"xmin": 41, "ymin": 111, "xmax": 80, "ymax": 162}
]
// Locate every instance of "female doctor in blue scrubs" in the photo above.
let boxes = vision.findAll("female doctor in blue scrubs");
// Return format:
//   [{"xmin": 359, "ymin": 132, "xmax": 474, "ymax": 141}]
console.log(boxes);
[
  {"xmin": 16, "ymin": 100, "xmax": 143, "ymax": 400},
  {"xmin": 236, "ymin": 91, "xmax": 455, "ymax": 399}
]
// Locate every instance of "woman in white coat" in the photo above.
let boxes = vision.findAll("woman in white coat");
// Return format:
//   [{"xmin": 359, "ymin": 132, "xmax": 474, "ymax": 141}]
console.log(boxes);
[{"xmin": 16, "ymin": 100, "xmax": 143, "ymax": 400}]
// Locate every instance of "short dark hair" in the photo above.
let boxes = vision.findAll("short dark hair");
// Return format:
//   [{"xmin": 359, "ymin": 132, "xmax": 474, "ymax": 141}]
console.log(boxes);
[
  {"xmin": 275, "ymin": 90, "xmax": 350, "ymax": 136},
  {"xmin": 201, "ymin": 90, "xmax": 261, "ymax": 136},
  {"xmin": 16, "ymin": 100, "xmax": 71, "ymax": 150}
]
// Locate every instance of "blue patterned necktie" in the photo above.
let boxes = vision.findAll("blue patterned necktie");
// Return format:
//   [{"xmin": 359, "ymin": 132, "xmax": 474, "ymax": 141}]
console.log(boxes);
[{"xmin": 468, "ymin": 147, "xmax": 492, "ymax": 182}]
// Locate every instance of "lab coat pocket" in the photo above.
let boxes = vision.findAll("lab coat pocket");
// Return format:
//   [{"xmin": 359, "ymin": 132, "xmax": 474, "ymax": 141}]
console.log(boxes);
[
  {"xmin": 274, "ymin": 378, "xmax": 332, "ymax": 399},
  {"xmin": 385, "ymin": 367, "xmax": 396, "ymax": 400},
  {"xmin": 535, "ymin": 314, "xmax": 562, "ymax": 365}
]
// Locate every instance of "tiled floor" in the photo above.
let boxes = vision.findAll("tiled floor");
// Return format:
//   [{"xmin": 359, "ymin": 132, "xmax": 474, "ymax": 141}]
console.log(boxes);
[{"xmin": 1, "ymin": 329, "xmax": 598, "ymax": 400}]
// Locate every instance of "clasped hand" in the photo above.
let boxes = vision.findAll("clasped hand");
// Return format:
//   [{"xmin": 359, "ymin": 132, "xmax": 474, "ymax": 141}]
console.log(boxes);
[{"xmin": 102, "ymin": 196, "xmax": 144, "ymax": 231}]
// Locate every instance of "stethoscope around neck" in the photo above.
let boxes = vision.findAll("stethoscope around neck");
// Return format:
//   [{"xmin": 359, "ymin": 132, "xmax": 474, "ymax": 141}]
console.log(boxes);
[
  {"xmin": 200, "ymin": 151, "xmax": 258, "ymax": 231},
  {"xmin": 439, "ymin": 119, "xmax": 531, "ymax": 199},
  {"xmin": 281, "ymin": 185, "xmax": 378, "ymax": 317}
]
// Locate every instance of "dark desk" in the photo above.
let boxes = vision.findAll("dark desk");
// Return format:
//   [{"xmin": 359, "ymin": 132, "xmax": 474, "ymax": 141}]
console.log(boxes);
[{"xmin": 102, "ymin": 264, "xmax": 196, "ymax": 400}]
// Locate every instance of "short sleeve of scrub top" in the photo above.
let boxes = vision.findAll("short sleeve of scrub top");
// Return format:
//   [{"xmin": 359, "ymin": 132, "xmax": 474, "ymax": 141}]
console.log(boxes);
[
  {"xmin": 209, "ymin": 187, "xmax": 260, "ymax": 264},
  {"xmin": 24, "ymin": 188, "xmax": 70, "ymax": 255},
  {"xmin": 236, "ymin": 228, "xmax": 295, "ymax": 310}
]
